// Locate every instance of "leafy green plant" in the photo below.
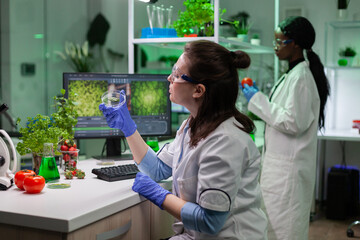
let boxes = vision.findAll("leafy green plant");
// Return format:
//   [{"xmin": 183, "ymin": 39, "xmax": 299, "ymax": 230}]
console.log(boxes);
[
  {"xmin": 173, "ymin": 0, "xmax": 226, "ymax": 37},
  {"xmin": 252, "ymin": 34, "xmax": 260, "ymax": 39},
  {"xmin": 54, "ymin": 41, "xmax": 94, "ymax": 72},
  {"xmin": 221, "ymin": 11, "xmax": 252, "ymax": 35},
  {"xmin": 339, "ymin": 46, "xmax": 357, "ymax": 57},
  {"xmin": 158, "ymin": 55, "xmax": 179, "ymax": 66},
  {"xmin": 16, "ymin": 89, "xmax": 79, "ymax": 156}
]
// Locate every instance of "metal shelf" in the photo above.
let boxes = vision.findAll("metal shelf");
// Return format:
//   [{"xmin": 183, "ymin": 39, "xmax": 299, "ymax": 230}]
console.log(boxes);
[
  {"xmin": 128, "ymin": 0, "xmax": 279, "ymax": 73},
  {"xmin": 131, "ymin": 36, "xmax": 274, "ymax": 54},
  {"xmin": 327, "ymin": 21, "xmax": 360, "ymax": 29},
  {"xmin": 325, "ymin": 66, "xmax": 360, "ymax": 70}
]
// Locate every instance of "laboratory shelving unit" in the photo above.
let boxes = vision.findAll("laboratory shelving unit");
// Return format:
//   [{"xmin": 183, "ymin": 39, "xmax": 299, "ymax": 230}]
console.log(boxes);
[
  {"xmin": 128, "ymin": 0, "xmax": 280, "ymax": 79},
  {"xmin": 323, "ymin": 21, "xmax": 360, "ymax": 130}
]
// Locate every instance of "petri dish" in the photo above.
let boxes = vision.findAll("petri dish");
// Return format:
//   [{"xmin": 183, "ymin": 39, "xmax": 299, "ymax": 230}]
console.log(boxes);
[
  {"xmin": 47, "ymin": 179, "xmax": 71, "ymax": 189},
  {"xmin": 101, "ymin": 90, "xmax": 126, "ymax": 108}
]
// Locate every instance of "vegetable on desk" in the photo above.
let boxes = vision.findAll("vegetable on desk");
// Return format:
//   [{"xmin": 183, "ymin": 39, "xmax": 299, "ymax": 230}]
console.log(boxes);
[
  {"xmin": 23, "ymin": 175, "xmax": 45, "ymax": 194},
  {"xmin": 14, "ymin": 169, "xmax": 36, "ymax": 190}
]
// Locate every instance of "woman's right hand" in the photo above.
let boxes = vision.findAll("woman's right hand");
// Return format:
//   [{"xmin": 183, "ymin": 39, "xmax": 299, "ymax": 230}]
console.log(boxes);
[{"xmin": 99, "ymin": 90, "xmax": 137, "ymax": 137}]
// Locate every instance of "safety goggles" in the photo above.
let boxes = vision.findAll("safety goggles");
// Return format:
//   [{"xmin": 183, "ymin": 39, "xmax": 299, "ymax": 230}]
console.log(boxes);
[
  {"xmin": 169, "ymin": 65, "xmax": 201, "ymax": 84},
  {"xmin": 272, "ymin": 38, "xmax": 294, "ymax": 47}
]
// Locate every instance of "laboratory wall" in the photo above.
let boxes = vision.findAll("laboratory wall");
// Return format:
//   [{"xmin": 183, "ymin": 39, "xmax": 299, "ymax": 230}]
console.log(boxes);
[{"xmin": 1, "ymin": 0, "xmax": 360, "ymax": 197}]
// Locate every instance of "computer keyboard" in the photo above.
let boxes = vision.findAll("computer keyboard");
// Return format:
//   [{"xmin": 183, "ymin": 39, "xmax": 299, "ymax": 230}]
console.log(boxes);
[{"xmin": 92, "ymin": 164, "xmax": 140, "ymax": 182}]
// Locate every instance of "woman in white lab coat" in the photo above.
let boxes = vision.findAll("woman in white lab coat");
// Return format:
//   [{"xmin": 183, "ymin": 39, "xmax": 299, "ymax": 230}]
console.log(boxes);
[
  {"xmin": 100, "ymin": 40, "xmax": 268, "ymax": 239},
  {"xmin": 241, "ymin": 16, "xmax": 330, "ymax": 240}
]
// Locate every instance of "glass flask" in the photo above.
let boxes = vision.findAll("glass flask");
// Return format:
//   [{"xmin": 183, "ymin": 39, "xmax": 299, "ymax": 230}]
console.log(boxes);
[
  {"xmin": 146, "ymin": 137, "xmax": 159, "ymax": 152},
  {"xmin": 38, "ymin": 143, "xmax": 60, "ymax": 182}
]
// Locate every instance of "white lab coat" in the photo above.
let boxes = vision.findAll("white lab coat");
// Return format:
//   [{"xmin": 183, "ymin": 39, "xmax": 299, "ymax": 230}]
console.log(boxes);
[
  {"xmin": 158, "ymin": 117, "xmax": 268, "ymax": 240},
  {"xmin": 248, "ymin": 61, "xmax": 320, "ymax": 240}
]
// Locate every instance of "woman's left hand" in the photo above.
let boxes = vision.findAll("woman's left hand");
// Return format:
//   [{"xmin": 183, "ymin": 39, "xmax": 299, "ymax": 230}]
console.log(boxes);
[
  {"xmin": 132, "ymin": 172, "xmax": 171, "ymax": 209},
  {"xmin": 240, "ymin": 81, "xmax": 259, "ymax": 102}
]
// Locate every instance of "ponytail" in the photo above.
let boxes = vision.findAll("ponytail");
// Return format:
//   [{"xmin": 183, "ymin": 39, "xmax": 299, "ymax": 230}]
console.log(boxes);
[{"xmin": 306, "ymin": 49, "xmax": 330, "ymax": 129}]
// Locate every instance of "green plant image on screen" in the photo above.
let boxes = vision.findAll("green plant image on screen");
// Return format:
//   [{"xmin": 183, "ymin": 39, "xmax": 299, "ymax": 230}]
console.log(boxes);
[
  {"xmin": 68, "ymin": 80, "xmax": 108, "ymax": 116},
  {"xmin": 131, "ymin": 81, "xmax": 168, "ymax": 116}
]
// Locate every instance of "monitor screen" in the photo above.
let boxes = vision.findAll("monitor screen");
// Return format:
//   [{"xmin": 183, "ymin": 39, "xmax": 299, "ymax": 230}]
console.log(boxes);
[{"xmin": 63, "ymin": 72, "xmax": 172, "ymax": 140}]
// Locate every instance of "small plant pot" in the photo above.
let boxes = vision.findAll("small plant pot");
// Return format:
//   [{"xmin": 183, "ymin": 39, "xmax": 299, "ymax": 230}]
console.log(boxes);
[
  {"xmin": 32, "ymin": 153, "xmax": 42, "ymax": 175},
  {"xmin": 338, "ymin": 57, "xmax": 354, "ymax": 67},
  {"xmin": 236, "ymin": 34, "xmax": 248, "ymax": 42},
  {"xmin": 250, "ymin": 38, "xmax": 261, "ymax": 45}
]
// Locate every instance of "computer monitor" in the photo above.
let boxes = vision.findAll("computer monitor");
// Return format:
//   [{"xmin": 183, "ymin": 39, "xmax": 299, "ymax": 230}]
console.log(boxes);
[{"xmin": 63, "ymin": 72, "xmax": 171, "ymax": 159}]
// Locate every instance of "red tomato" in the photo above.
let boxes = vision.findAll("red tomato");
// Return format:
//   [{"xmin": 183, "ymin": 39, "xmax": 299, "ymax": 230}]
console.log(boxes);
[
  {"xmin": 23, "ymin": 175, "xmax": 45, "ymax": 194},
  {"xmin": 14, "ymin": 169, "xmax": 36, "ymax": 190},
  {"xmin": 60, "ymin": 145, "xmax": 69, "ymax": 151},
  {"xmin": 241, "ymin": 77, "xmax": 253, "ymax": 88},
  {"xmin": 73, "ymin": 143, "xmax": 77, "ymax": 148}
]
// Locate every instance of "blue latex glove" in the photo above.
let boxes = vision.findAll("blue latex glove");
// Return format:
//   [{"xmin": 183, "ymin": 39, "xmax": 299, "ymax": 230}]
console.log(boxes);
[
  {"xmin": 240, "ymin": 81, "xmax": 259, "ymax": 102},
  {"xmin": 99, "ymin": 90, "xmax": 137, "ymax": 137},
  {"xmin": 132, "ymin": 172, "xmax": 171, "ymax": 209}
]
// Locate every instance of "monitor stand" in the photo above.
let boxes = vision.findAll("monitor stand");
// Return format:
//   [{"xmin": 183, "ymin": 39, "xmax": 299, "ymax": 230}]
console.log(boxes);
[{"xmin": 92, "ymin": 138, "xmax": 133, "ymax": 161}]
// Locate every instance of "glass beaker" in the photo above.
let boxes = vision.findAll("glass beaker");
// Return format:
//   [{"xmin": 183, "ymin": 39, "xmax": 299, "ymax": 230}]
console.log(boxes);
[
  {"xmin": 38, "ymin": 143, "xmax": 60, "ymax": 182},
  {"xmin": 146, "ymin": 137, "xmax": 159, "ymax": 152}
]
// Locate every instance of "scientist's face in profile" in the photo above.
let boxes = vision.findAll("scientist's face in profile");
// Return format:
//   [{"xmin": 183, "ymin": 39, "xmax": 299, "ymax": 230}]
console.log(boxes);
[
  {"xmin": 168, "ymin": 54, "xmax": 195, "ymax": 107},
  {"xmin": 273, "ymin": 27, "xmax": 295, "ymax": 61}
]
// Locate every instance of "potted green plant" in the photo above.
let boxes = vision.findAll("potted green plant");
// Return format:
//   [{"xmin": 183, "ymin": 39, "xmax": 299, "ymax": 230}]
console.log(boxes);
[
  {"xmin": 221, "ymin": 11, "xmax": 252, "ymax": 41},
  {"xmin": 158, "ymin": 55, "xmax": 179, "ymax": 67},
  {"xmin": 54, "ymin": 41, "xmax": 94, "ymax": 72},
  {"xmin": 173, "ymin": 0, "xmax": 226, "ymax": 37},
  {"xmin": 16, "ymin": 89, "xmax": 78, "ymax": 173},
  {"xmin": 338, "ymin": 46, "xmax": 357, "ymax": 66},
  {"xmin": 250, "ymin": 34, "xmax": 261, "ymax": 45}
]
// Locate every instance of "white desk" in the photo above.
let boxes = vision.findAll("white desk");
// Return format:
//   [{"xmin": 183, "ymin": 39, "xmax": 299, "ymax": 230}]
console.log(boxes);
[
  {"xmin": 0, "ymin": 159, "xmax": 173, "ymax": 240},
  {"xmin": 318, "ymin": 129, "xmax": 360, "ymax": 141},
  {"xmin": 316, "ymin": 129, "xmax": 360, "ymax": 201}
]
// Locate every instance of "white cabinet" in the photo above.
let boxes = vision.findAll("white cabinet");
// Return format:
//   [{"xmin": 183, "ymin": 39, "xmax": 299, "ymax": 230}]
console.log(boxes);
[
  {"xmin": 324, "ymin": 21, "xmax": 360, "ymax": 67},
  {"xmin": 324, "ymin": 21, "xmax": 360, "ymax": 130},
  {"xmin": 128, "ymin": 0, "xmax": 279, "ymax": 78}
]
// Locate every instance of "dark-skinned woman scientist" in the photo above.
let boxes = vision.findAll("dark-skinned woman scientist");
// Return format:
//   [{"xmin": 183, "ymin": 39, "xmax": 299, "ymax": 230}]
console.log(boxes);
[{"xmin": 241, "ymin": 16, "xmax": 330, "ymax": 240}]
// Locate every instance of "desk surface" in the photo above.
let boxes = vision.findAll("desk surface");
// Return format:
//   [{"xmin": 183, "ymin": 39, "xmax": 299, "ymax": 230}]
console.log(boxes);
[
  {"xmin": 1, "ymin": 137, "xmax": 264, "ymax": 233},
  {"xmin": 0, "ymin": 160, "xmax": 156, "ymax": 233},
  {"xmin": 317, "ymin": 129, "xmax": 360, "ymax": 141}
]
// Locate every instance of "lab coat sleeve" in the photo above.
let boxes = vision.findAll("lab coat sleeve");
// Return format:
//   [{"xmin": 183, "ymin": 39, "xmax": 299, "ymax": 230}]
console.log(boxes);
[
  {"xmin": 181, "ymin": 202, "xmax": 229, "ymax": 235},
  {"xmin": 136, "ymin": 147, "xmax": 172, "ymax": 182},
  {"xmin": 248, "ymin": 73, "xmax": 316, "ymax": 135}
]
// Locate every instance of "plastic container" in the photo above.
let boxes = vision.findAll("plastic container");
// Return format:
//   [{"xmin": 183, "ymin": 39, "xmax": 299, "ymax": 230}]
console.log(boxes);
[
  {"xmin": 101, "ymin": 90, "xmax": 126, "ymax": 108},
  {"xmin": 141, "ymin": 27, "xmax": 177, "ymax": 38},
  {"xmin": 353, "ymin": 120, "xmax": 360, "ymax": 129}
]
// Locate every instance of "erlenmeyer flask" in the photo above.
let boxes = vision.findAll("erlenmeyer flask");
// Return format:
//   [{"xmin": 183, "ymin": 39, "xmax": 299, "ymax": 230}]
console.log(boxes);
[{"xmin": 38, "ymin": 143, "xmax": 60, "ymax": 182}]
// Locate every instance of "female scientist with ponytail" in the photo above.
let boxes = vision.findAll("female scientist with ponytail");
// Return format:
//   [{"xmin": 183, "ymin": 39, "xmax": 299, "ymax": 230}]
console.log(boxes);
[
  {"xmin": 241, "ymin": 16, "xmax": 330, "ymax": 240},
  {"xmin": 100, "ymin": 40, "xmax": 268, "ymax": 239}
]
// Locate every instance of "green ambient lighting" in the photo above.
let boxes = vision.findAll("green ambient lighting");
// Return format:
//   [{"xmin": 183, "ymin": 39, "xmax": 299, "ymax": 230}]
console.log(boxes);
[{"xmin": 33, "ymin": 34, "xmax": 44, "ymax": 39}]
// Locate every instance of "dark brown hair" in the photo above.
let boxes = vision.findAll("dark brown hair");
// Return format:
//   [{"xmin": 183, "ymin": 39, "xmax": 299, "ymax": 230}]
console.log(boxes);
[{"xmin": 183, "ymin": 40, "xmax": 254, "ymax": 147}]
